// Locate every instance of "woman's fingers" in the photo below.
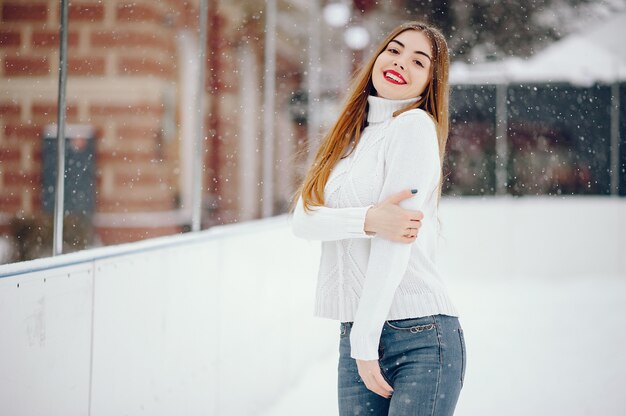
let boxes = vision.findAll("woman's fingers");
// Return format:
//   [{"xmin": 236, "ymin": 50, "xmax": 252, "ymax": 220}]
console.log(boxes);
[
  {"xmin": 373, "ymin": 204, "xmax": 424, "ymax": 243},
  {"xmin": 364, "ymin": 378, "xmax": 387, "ymax": 398},
  {"xmin": 408, "ymin": 216, "xmax": 423, "ymax": 229},
  {"xmin": 404, "ymin": 219, "xmax": 421, "ymax": 236},
  {"xmin": 398, "ymin": 232, "xmax": 417, "ymax": 243},
  {"xmin": 357, "ymin": 359, "xmax": 394, "ymax": 399},
  {"xmin": 410, "ymin": 210, "xmax": 424, "ymax": 222},
  {"xmin": 363, "ymin": 371, "xmax": 393, "ymax": 398},
  {"xmin": 405, "ymin": 224, "xmax": 421, "ymax": 233},
  {"xmin": 400, "ymin": 221, "xmax": 420, "ymax": 241},
  {"xmin": 383, "ymin": 189, "xmax": 417, "ymax": 205},
  {"xmin": 372, "ymin": 371, "xmax": 394, "ymax": 396}
]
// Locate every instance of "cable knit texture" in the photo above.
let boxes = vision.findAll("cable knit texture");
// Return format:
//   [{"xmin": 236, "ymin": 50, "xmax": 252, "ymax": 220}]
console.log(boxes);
[{"xmin": 291, "ymin": 95, "xmax": 459, "ymax": 360}]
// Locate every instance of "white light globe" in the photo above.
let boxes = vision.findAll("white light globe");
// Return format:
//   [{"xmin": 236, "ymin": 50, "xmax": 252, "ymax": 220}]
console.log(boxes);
[
  {"xmin": 323, "ymin": 3, "xmax": 350, "ymax": 27},
  {"xmin": 344, "ymin": 26, "xmax": 370, "ymax": 50}
]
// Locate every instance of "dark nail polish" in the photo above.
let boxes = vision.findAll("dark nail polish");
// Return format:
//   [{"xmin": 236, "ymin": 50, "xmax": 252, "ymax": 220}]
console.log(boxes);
[{"xmin": 411, "ymin": 189, "xmax": 417, "ymax": 194}]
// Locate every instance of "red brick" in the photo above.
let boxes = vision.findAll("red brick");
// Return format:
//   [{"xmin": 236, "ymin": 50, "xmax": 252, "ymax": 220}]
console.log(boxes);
[
  {"xmin": 114, "ymin": 172, "xmax": 163, "ymax": 187},
  {"xmin": 96, "ymin": 150, "xmax": 158, "ymax": 163},
  {"xmin": 0, "ymin": 148, "xmax": 20, "ymax": 162},
  {"xmin": 90, "ymin": 30, "xmax": 172, "ymax": 50},
  {"xmin": 68, "ymin": 57, "xmax": 105, "ymax": 76},
  {"xmin": 31, "ymin": 146, "xmax": 43, "ymax": 161},
  {"xmin": 215, "ymin": 79, "xmax": 237, "ymax": 93},
  {"xmin": 116, "ymin": 125, "xmax": 159, "ymax": 139},
  {"xmin": 178, "ymin": 2, "xmax": 199, "ymax": 28},
  {"xmin": 0, "ymin": 102, "xmax": 21, "ymax": 116},
  {"xmin": 4, "ymin": 124, "xmax": 42, "ymax": 140},
  {"xmin": 31, "ymin": 103, "xmax": 78, "ymax": 119},
  {"xmin": 4, "ymin": 56, "xmax": 49, "ymax": 76},
  {"xmin": 3, "ymin": 172, "xmax": 41, "ymax": 186},
  {"xmin": 1, "ymin": 3, "xmax": 48, "ymax": 22},
  {"xmin": 0, "ymin": 31, "xmax": 21, "ymax": 47},
  {"xmin": 0, "ymin": 193, "xmax": 22, "ymax": 212},
  {"xmin": 118, "ymin": 56, "xmax": 173, "ymax": 77},
  {"xmin": 116, "ymin": 3, "xmax": 162, "ymax": 24},
  {"xmin": 30, "ymin": 192, "xmax": 41, "ymax": 210},
  {"xmin": 32, "ymin": 31, "xmax": 79, "ymax": 48},
  {"xmin": 97, "ymin": 225, "xmax": 183, "ymax": 245},
  {"xmin": 97, "ymin": 197, "xmax": 174, "ymax": 213},
  {"xmin": 93, "ymin": 126, "xmax": 105, "ymax": 139},
  {"xmin": 89, "ymin": 103, "xmax": 163, "ymax": 117},
  {"xmin": 68, "ymin": 3, "xmax": 104, "ymax": 21}
]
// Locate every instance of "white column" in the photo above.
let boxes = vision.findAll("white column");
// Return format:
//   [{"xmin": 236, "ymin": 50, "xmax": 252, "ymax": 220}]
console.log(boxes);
[
  {"xmin": 262, "ymin": 0, "xmax": 277, "ymax": 218},
  {"xmin": 238, "ymin": 45, "xmax": 260, "ymax": 220},
  {"xmin": 176, "ymin": 30, "xmax": 199, "ymax": 222},
  {"xmin": 306, "ymin": 0, "xmax": 321, "ymax": 168}
]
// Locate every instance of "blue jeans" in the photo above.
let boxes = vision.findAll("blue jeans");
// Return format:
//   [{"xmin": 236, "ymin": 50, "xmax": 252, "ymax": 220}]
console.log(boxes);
[{"xmin": 338, "ymin": 314, "xmax": 466, "ymax": 415}]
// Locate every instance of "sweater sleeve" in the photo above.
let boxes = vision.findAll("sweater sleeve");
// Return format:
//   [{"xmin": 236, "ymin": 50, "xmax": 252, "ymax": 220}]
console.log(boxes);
[
  {"xmin": 349, "ymin": 110, "xmax": 440, "ymax": 360},
  {"xmin": 291, "ymin": 194, "xmax": 376, "ymax": 241}
]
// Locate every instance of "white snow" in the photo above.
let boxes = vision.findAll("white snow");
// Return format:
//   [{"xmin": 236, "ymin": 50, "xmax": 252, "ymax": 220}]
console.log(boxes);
[
  {"xmin": 1, "ymin": 197, "xmax": 623, "ymax": 415},
  {"xmin": 262, "ymin": 273, "xmax": 626, "ymax": 416},
  {"xmin": 450, "ymin": 12, "xmax": 626, "ymax": 85},
  {"xmin": 262, "ymin": 196, "xmax": 626, "ymax": 415}
]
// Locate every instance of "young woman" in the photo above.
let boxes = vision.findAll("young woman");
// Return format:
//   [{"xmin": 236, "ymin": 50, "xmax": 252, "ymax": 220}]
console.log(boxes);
[{"xmin": 290, "ymin": 21, "xmax": 465, "ymax": 415}]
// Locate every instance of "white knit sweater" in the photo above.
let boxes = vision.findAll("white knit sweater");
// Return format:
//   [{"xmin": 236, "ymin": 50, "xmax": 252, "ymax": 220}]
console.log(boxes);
[{"xmin": 291, "ymin": 95, "xmax": 459, "ymax": 360}]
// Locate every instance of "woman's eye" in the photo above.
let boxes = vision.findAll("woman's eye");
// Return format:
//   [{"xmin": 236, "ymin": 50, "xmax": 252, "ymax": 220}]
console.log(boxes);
[
  {"xmin": 387, "ymin": 48, "xmax": 399, "ymax": 54},
  {"xmin": 414, "ymin": 60, "xmax": 424, "ymax": 67}
]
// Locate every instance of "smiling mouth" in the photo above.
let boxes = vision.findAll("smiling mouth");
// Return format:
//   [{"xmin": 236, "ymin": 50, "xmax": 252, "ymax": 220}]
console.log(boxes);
[{"xmin": 384, "ymin": 70, "xmax": 407, "ymax": 85}]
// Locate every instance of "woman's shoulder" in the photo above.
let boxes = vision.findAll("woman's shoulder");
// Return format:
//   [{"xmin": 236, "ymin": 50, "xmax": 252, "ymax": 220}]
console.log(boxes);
[
  {"xmin": 392, "ymin": 108, "xmax": 435, "ymax": 125},
  {"xmin": 387, "ymin": 108, "xmax": 437, "ymax": 138}
]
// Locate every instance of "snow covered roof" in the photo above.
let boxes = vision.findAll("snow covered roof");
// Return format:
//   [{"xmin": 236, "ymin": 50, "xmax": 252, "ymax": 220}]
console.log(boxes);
[{"xmin": 450, "ymin": 12, "xmax": 626, "ymax": 86}]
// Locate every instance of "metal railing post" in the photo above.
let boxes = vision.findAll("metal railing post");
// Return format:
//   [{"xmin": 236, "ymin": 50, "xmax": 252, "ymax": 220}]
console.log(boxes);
[
  {"xmin": 53, "ymin": 0, "xmax": 69, "ymax": 256},
  {"xmin": 192, "ymin": 0, "xmax": 208, "ymax": 231},
  {"xmin": 495, "ymin": 83, "xmax": 509, "ymax": 195},
  {"xmin": 262, "ymin": 0, "xmax": 277, "ymax": 218},
  {"xmin": 610, "ymin": 81, "xmax": 620, "ymax": 196},
  {"xmin": 306, "ymin": 0, "xmax": 321, "ymax": 168}
]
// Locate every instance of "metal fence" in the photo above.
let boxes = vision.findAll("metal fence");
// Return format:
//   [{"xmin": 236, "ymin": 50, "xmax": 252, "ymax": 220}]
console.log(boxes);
[{"xmin": 445, "ymin": 82, "xmax": 625, "ymax": 197}]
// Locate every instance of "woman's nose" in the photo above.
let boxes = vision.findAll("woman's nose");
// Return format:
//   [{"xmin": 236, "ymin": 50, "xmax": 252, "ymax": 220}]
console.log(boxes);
[{"xmin": 393, "ymin": 61, "xmax": 404, "ymax": 70}]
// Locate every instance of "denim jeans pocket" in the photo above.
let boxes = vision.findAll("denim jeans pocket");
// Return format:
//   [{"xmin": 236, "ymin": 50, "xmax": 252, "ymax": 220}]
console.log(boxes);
[
  {"xmin": 384, "ymin": 315, "xmax": 436, "ymax": 332},
  {"xmin": 458, "ymin": 327, "xmax": 466, "ymax": 387}
]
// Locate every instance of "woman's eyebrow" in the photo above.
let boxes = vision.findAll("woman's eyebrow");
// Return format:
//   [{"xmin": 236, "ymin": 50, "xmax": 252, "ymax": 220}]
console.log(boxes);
[{"xmin": 389, "ymin": 39, "xmax": 432, "ymax": 61}]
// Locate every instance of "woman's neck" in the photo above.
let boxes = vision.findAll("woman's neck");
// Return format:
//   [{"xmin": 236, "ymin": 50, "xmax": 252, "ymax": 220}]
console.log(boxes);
[{"xmin": 366, "ymin": 95, "xmax": 420, "ymax": 124}]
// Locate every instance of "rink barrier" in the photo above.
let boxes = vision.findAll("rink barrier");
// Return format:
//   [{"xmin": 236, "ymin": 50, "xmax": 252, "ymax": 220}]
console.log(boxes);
[
  {"xmin": 0, "ymin": 214, "xmax": 326, "ymax": 416},
  {"xmin": 0, "ymin": 196, "xmax": 624, "ymax": 415}
]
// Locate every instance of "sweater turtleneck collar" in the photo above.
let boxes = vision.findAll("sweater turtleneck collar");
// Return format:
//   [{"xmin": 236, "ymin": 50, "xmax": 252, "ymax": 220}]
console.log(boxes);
[{"xmin": 366, "ymin": 95, "xmax": 420, "ymax": 124}]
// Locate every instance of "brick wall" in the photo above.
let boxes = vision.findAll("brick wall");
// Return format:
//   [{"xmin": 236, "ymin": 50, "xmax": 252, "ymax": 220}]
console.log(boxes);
[
  {"xmin": 203, "ymin": 2, "xmax": 302, "ymax": 225},
  {"xmin": 0, "ymin": 0, "xmax": 304, "ymax": 259},
  {"xmin": 0, "ymin": 0, "xmax": 198, "ymax": 247}
]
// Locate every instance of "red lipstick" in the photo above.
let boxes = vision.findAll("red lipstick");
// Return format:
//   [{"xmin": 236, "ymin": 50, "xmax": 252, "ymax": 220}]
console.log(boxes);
[{"xmin": 383, "ymin": 69, "xmax": 407, "ymax": 85}]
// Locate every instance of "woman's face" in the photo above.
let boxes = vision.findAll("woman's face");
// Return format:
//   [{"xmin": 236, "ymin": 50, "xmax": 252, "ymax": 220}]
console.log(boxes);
[{"xmin": 372, "ymin": 29, "xmax": 433, "ymax": 100}]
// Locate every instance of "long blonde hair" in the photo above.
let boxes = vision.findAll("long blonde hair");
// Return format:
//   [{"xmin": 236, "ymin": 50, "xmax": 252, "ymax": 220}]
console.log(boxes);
[{"xmin": 291, "ymin": 21, "xmax": 450, "ymax": 213}]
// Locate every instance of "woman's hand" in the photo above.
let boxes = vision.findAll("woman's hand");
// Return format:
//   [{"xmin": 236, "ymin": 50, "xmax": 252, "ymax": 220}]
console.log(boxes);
[
  {"xmin": 364, "ymin": 189, "xmax": 424, "ymax": 243},
  {"xmin": 356, "ymin": 359, "xmax": 394, "ymax": 399}
]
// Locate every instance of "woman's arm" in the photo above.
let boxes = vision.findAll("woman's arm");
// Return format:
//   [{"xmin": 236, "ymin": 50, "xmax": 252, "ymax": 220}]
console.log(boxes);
[
  {"xmin": 349, "ymin": 110, "xmax": 440, "ymax": 360},
  {"xmin": 291, "ymin": 194, "xmax": 376, "ymax": 241},
  {"xmin": 292, "ymin": 189, "xmax": 425, "ymax": 242}
]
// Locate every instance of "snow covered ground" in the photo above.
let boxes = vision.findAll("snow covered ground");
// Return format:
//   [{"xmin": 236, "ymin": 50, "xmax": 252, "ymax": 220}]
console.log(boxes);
[
  {"xmin": 263, "ymin": 197, "xmax": 625, "ymax": 416},
  {"xmin": 262, "ymin": 273, "xmax": 626, "ymax": 416},
  {"xmin": 1, "ymin": 197, "xmax": 623, "ymax": 415}
]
